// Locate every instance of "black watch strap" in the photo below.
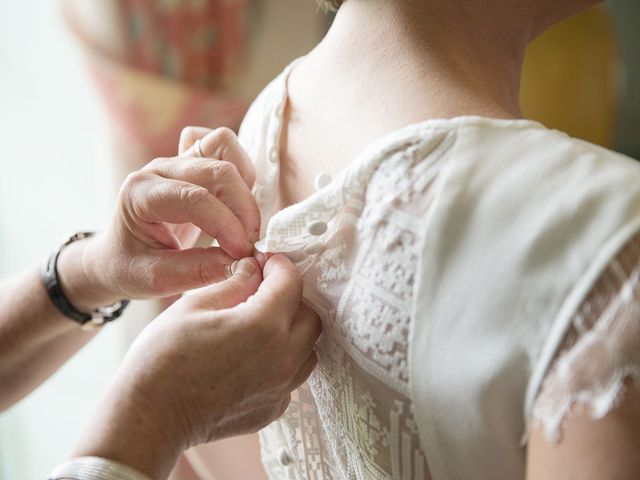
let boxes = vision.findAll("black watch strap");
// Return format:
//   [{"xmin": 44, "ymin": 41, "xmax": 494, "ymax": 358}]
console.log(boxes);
[{"xmin": 41, "ymin": 232, "xmax": 129, "ymax": 329}]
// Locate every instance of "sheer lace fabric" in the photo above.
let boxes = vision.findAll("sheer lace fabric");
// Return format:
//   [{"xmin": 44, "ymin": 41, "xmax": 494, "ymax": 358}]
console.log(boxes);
[
  {"xmin": 238, "ymin": 64, "xmax": 640, "ymax": 480},
  {"xmin": 531, "ymin": 233, "xmax": 640, "ymax": 442},
  {"xmin": 257, "ymin": 129, "xmax": 446, "ymax": 480}
]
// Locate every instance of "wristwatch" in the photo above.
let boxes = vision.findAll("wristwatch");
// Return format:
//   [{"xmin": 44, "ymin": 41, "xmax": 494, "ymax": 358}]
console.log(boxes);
[{"xmin": 41, "ymin": 232, "xmax": 130, "ymax": 331}]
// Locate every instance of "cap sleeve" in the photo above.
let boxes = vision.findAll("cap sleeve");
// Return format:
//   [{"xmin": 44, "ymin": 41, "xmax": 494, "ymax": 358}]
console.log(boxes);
[{"xmin": 529, "ymin": 232, "xmax": 640, "ymax": 442}]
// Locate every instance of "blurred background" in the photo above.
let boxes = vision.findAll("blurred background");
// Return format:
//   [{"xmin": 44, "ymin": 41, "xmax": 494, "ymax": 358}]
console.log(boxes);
[{"xmin": 0, "ymin": 1, "xmax": 638, "ymax": 478}]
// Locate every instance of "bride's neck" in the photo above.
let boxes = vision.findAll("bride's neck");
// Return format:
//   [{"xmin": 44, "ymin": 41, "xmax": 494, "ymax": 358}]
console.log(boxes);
[{"xmin": 307, "ymin": 0, "xmax": 537, "ymax": 119}]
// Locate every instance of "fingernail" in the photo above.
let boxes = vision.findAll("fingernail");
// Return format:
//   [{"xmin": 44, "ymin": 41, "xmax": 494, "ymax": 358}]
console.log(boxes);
[
  {"xmin": 249, "ymin": 230, "xmax": 261, "ymax": 243},
  {"xmin": 254, "ymin": 251, "xmax": 266, "ymax": 269},
  {"xmin": 233, "ymin": 258, "xmax": 257, "ymax": 276},
  {"xmin": 244, "ymin": 238, "xmax": 256, "ymax": 254},
  {"xmin": 227, "ymin": 260, "xmax": 239, "ymax": 278}
]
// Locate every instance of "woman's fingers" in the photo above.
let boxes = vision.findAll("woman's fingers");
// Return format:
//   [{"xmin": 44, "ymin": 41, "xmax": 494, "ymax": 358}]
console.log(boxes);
[
  {"xmin": 144, "ymin": 157, "xmax": 260, "ymax": 243},
  {"xmin": 124, "ymin": 172, "xmax": 253, "ymax": 258},
  {"xmin": 170, "ymin": 222, "xmax": 202, "ymax": 250},
  {"xmin": 187, "ymin": 257, "xmax": 263, "ymax": 310},
  {"xmin": 139, "ymin": 247, "xmax": 236, "ymax": 297},
  {"xmin": 180, "ymin": 127, "xmax": 256, "ymax": 188},
  {"xmin": 288, "ymin": 301, "xmax": 323, "ymax": 361},
  {"xmin": 239, "ymin": 254, "xmax": 304, "ymax": 324},
  {"xmin": 287, "ymin": 352, "xmax": 319, "ymax": 392},
  {"xmin": 235, "ymin": 254, "xmax": 322, "ymax": 378},
  {"xmin": 178, "ymin": 126, "xmax": 212, "ymax": 155}
]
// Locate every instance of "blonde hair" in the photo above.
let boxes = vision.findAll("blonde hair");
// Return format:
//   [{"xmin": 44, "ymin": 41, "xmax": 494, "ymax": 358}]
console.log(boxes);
[{"xmin": 316, "ymin": 0, "xmax": 342, "ymax": 12}]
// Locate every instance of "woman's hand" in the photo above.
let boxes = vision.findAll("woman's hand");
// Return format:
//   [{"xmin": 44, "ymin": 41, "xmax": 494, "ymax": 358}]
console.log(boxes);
[
  {"xmin": 73, "ymin": 254, "xmax": 322, "ymax": 479},
  {"xmin": 58, "ymin": 126, "xmax": 261, "ymax": 310},
  {"xmin": 0, "ymin": 126, "xmax": 262, "ymax": 411}
]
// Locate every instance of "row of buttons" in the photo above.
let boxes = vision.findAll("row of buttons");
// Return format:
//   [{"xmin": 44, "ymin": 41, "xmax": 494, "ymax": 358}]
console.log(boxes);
[
  {"xmin": 306, "ymin": 172, "xmax": 333, "ymax": 236},
  {"xmin": 255, "ymin": 161, "xmax": 333, "ymax": 252},
  {"xmin": 277, "ymin": 446, "xmax": 293, "ymax": 467},
  {"xmin": 266, "ymin": 83, "xmax": 317, "ymax": 472}
]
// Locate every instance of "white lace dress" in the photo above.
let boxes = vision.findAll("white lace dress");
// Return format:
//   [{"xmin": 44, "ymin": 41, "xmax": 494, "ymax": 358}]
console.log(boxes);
[{"xmin": 237, "ymin": 64, "xmax": 640, "ymax": 480}]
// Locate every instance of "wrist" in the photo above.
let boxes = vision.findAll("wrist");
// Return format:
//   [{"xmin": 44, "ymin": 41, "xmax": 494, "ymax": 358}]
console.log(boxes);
[
  {"xmin": 56, "ymin": 236, "xmax": 121, "ymax": 312},
  {"xmin": 74, "ymin": 372, "xmax": 186, "ymax": 479}
]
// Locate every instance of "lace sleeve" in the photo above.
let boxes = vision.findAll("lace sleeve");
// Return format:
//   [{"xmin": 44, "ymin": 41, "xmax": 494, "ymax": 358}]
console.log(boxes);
[{"xmin": 530, "ymin": 233, "xmax": 640, "ymax": 442}]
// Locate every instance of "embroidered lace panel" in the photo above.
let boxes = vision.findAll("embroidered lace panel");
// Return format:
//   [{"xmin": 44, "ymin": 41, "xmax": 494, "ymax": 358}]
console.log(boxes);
[{"xmin": 258, "ymin": 136, "xmax": 449, "ymax": 480}]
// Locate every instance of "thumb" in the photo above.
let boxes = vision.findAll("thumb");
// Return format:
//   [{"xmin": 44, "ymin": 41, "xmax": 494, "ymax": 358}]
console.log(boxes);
[
  {"xmin": 149, "ymin": 247, "xmax": 234, "ymax": 296},
  {"xmin": 190, "ymin": 257, "xmax": 262, "ymax": 310},
  {"xmin": 241, "ymin": 253, "xmax": 303, "ymax": 322}
]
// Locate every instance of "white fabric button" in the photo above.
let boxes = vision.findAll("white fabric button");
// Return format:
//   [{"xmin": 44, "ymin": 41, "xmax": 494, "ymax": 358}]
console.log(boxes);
[
  {"xmin": 277, "ymin": 447, "xmax": 293, "ymax": 467},
  {"xmin": 269, "ymin": 147, "xmax": 278, "ymax": 163},
  {"xmin": 307, "ymin": 220, "xmax": 328, "ymax": 236},
  {"xmin": 407, "ymin": 145, "xmax": 420, "ymax": 157},
  {"xmin": 314, "ymin": 172, "xmax": 332, "ymax": 191},
  {"xmin": 304, "ymin": 241, "xmax": 324, "ymax": 255}
]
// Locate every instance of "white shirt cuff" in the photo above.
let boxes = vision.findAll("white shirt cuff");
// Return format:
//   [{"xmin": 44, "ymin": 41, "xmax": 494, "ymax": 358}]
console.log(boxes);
[{"xmin": 48, "ymin": 456, "xmax": 152, "ymax": 480}]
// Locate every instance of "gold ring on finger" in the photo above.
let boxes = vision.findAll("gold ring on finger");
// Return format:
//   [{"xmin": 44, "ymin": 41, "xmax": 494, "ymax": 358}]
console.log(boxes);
[{"xmin": 194, "ymin": 139, "xmax": 205, "ymax": 158}]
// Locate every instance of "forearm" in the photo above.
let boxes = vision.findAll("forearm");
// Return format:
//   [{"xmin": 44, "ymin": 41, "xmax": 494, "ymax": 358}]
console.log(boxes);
[
  {"xmin": 0, "ymin": 239, "xmax": 116, "ymax": 411},
  {"xmin": 71, "ymin": 368, "xmax": 184, "ymax": 480}
]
